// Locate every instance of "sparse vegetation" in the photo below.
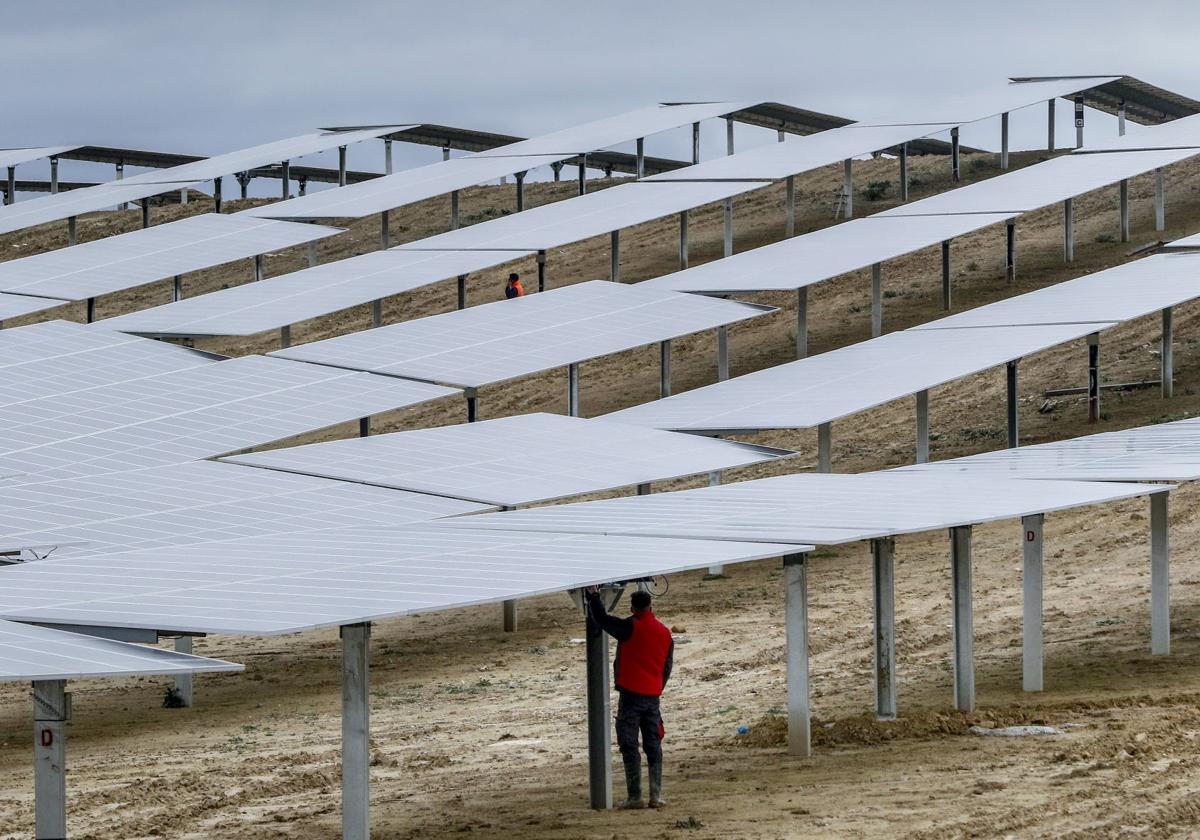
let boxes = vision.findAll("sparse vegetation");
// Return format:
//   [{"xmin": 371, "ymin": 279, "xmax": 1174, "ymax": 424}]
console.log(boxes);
[{"xmin": 861, "ymin": 180, "xmax": 892, "ymax": 201}]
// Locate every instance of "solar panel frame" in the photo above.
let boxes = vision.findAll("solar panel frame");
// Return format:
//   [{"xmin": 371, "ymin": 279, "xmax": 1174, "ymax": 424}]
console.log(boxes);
[{"xmin": 0, "ymin": 146, "xmax": 81, "ymax": 169}]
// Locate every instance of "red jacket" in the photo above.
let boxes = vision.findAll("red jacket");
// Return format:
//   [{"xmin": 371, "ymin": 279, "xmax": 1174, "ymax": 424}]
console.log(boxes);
[{"xmin": 587, "ymin": 593, "xmax": 675, "ymax": 697}]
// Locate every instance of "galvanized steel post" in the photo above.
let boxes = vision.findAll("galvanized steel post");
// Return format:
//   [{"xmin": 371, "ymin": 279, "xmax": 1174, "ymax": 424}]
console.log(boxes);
[
  {"xmin": 33, "ymin": 679, "xmax": 68, "ymax": 840},
  {"xmin": 635, "ymin": 137, "xmax": 645, "ymax": 180},
  {"xmin": 1119, "ymin": 178, "xmax": 1130, "ymax": 242},
  {"xmin": 1151, "ymin": 492, "xmax": 1170, "ymax": 655},
  {"xmin": 659, "ymin": 339, "xmax": 671, "ymax": 397},
  {"xmin": 567, "ymin": 363, "xmax": 580, "ymax": 417},
  {"xmin": 1022, "ymin": 513, "xmax": 1044, "ymax": 692},
  {"xmin": 950, "ymin": 126, "xmax": 960, "ymax": 182},
  {"xmin": 1162, "ymin": 307, "xmax": 1174, "ymax": 398},
  {"xmin": 950, "ymin": 525, "xmax": 974, "ymax": 712},
  {"xmin": 380, "ymin": 210, "xmax": 390, "ymax": 249},
  {"xmin": 49, "ymin": 156, "xmax": 59, "ymax": 194},
  {"xmin": 1155, "ymin": 168, "xmax": 1166, "ymax": 231},
  {"xmin": 584, "ymin": 590, "xmax": 613, "ymax": 809},
  {"xmin": 941, "ymin": 239, "xmax": 951, "ymax": 310},
  {"xmin": 174, "ymin": 636, "xmax": 194, "ymax": 707},
  {"xmin": 1063, "ymin": 198, "xmax": 1074, "ymax": 263},
  {"xmin": 457, "ymin": 275, "xmax": 467, "ymax": 310},
  {"xmin": 796, "ymin": 287, "xmax": 808, "ymax": 359},
  {"xmin": 784, "ymin": 553, "xmax": 811, "ymax": 757},
  {"xmin": 384, "ymin": 139, "xmax": 393, "ymax": 174},
  {"xmin": 678, "ymin": 211, "xmax": 689, "ymax": 269},
  {"xmin": 1047, "ymin": 99, "xmax": 1056, "ymax": 152},
  {"xmin": 915, "ymin": 389, "xmax": 930, "ymax": 464},
  {"xmin": 341, "ymin": 622, "xmax": 371, "ymax": 840},
  {"xmin": 1007, "ymin": 360, "xmax": 1019, "ymax": 448},
  {"xmin": 870, "ymin": 262, "xmax": 883, "ymax": 338},
  {"xmin": 872, "ymin": 538, "xmax": 897, "ymax": 720},
  {"xmin": 1087, "ymin": 332, "xmax": 1100, "ymax": 423},
  {"xmin": 610, "ymin": 230, "xmax": 620, "ymax": 282},
  {"xmin": 338, "ymin": 145, "xmax": 347, "ymax": 187},
  {"xmin": 817, "ymin": 422, "xmax": 832, "ymax": 473},
  {"xmin": 717, "ymin": 325, "xmax": 729, "ymax": 381},
  {"xmin": 842, "ymin": 158, "xmax": 853, "ymax": 219},
  {"xmin": 280, "ymin": 160, "xmax": 290, "ymax": 199},
  {"xmin": 1006, "ymin": 221, "xmax": 1016, "ymax": 283},
  {"xmin": 785, "ymin": 175, "xmax": 795, "ymax": 238},
  {"xmin": 537, "ymin": 249, "xmax": 546, "ymax": 293},
  {"xmin": 898, "ymin": 142, "xmax": 909, "ymax": 201},
  {"xmin": 515, "ymin": 170, "xmax": 526, "ymax": 212},
  {"xmin": 1000, "ymin": 112, "xmax": 1009, "ymax": 169}
]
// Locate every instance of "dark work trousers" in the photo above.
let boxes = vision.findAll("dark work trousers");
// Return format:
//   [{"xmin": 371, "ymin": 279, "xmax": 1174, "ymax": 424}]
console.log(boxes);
[{"xmin": 616, "ymin": 688, "xmax": 663, "ymax": 774}]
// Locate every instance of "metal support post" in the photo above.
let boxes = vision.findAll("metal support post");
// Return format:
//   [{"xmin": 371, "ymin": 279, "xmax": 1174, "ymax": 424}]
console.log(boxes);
[
  {"xmin": 443, "ymin": 146, "xmax": 450, "ymax": 162},
  {"xmin": 1063, "ymin": 198, "xmax": 1074, "ymax": 263},
  {"xmin": 706, "ymin": 471, "xmax": 725, "ymax": 576},
  {"xmin": 380, "ymin": 209, "xmax": 390, "ymax": 249},
  {"xmin": 723, "ymin": 197, "xmax": 734, "ymax": 257},
  {"xmin": 941, "ymin": 239, "xmax": 951, "ymax": 310},
  {"xmin": 1155, "ymin": 168, "xmax": 1166, "ymax": 231},
  {"xmin": 1075, "ymin": 96, "xmax": 1085, "ymax": 149},
  {"xmin": 49, "ymin": 156, "xmax": 59, "ymax": 194},
  {"xmin": 280, "ymin": 325, "xmax": 291, "ymax": 349},
  {"xmin": 4, "ymin": 166, "xmax": 13, "ymax": 205},
  {"xmin": 635, "ymin": 137, "xmax": 645, "ymax": 179},
  {"xmin": 785, "ymin": 175, "xmax": 795, "ymax": 237},
  {"xmin": 817, "ymin": 422, "xmax": 832, "ymax": 473},
  {"xmin": 915, "ymin": 389, "xmax": 930, "ymax": 464},
  {"xmin": 515, "ymin": 170, "xmax": 526, "ymax": 212},
  {"xmin": 567, "ymin": 363, "xmax": 580, "ymax": 417},
  {"xmin": 1006, "ymin": 221, "xmax": 1016, "ymax": 283},
  {"xmin": 784, "ymin": 553, "xmax": 811, "ymax": 757},
  {"xmin": 457, "ymin": 275, "xmax": 467, "ymax": 310},
  {"xmin": 1151, "ymin": 492, "xmax": 1170, "ymax": 655},
  {"xmin": 298, "ymin": 176, "xmax": 307, "ymax": 197},
  {"xmin": 1120, "ymin": 179, "xmax": 1130, "ymax": 242},
  {"xmin": 950, "ymin": 525, "xmax": 975, "ymax": 712},
  {"xmin": 691, "ymin": 122, "xmax": 700, "ymax": 164},
  {"xmin": 872, "ymin": 538, "xmax": 897, "ymax": 720},
  {"xmin": 537, "ymin": 249, "xmax": 546, "ymax": 293},
  {"xmin": 842, "ymin": 158, "xmax": 853, "ymax": 219},
  {"xmin": 551, "ymin": 162, "xmax": 562, "ymax": 182},
  {"xmin": 1118, "ymin": 100, "xmax": 1127, "ymax": 136},
  {"xmin": 502, "ymin": 600, "xmax": 518, "ymax": 632},
  {"xmin": 450, "ymin": 190, "xmax": 459, "ymax": 230},
  {"xmin": 1162, "ymin": 307, "xmax": 1174, "ymax": 398},
  {"xmin": 1088, "ymin": 332, "xmax": 1100, "ymax": 424},
  {"xmin": 359, "ymin": 417, "xmax": 371, "ymax": 439},
  {"xmin": 610, "ymin": 230, "xmax": 620, "ymax": 282},
  {"xmin": 115, "ymin": 160, "xmax": 125, "ymax": 210},
  {"xmin": 899, "ymin": 142, "xmax": 909, "ymax": 201},
  {"xmin": 950, "ymin": 126, "xmax": 960, "ymax": 182},
  {"xmin": 86, "ymin": 297, "xmax": 95, "ymax": 324},
  {"xmin": 253, "ymin": 254, "xmax": 264, "ymax": 282},
  {"xmin": 1022, "ymin": 514, "xmax": 1044, "ymax": 692},
  {"xmin": 726, "ymin": 116, "xmax": 735, "ymax": 155},
  {"xmin": 659, "ymin": 339, "xmax": 671, "ymax": 398},
  {"xmin": 338, "ymin": 146, "xmax": 347, "ymax": 187},
  {"xmin": 796, "ymin": 287, "xmax": 808, "ymax": 359},
  {"xmin": 678, "ymin": 211, "xmax": 689, "ymax": 269},
  {"xmin": 341, "ymin": 622, "xmax": 371, "ymax": 840},
  {"xmin": 213, "ymin": 176, "xmax": 223, "ymax": 213},
  {"xmin": 1047, "ymin": 99, "xmax": 1056, "ymax": 152},
  {"xmin": 578, "ymin": 153, "xmax": 587, "ymax": 195},
  {"xmin": 637, "ymin": 483, "xmax": 651, "ymax": 495},
  {"xmin": 870, "ymin": 262, "xmax": 883, "ymax": 338},
  {"xmin": 33, "ymin": 679, "xmax": 68, "ymax": 840},
  {"xmin": 466, "ymin": 391, "xmax": 478, "ymax": 423},
  {"xmin": 172, "ymin": 275, "xmax": 182, "ymax": 302},
  {"xmin": 67, "ymin": 216, "xmax": 76, "ymax": 246},
  {"xmin": 585, "ymin": 590, "xmax": 613, "ymax": 809},
  {"xmin": 371, "ymin": 299, "xmax": 382, "ymax": 329},
  {"xmin": 1000, "ymin": 112, "xmax": 1009, "ymax": 169},
  {"xmin": 281, "ymin": 160, "xmax": 290, "ymax": 198},
  {"xmin": 308, "ymin": 241, "xmax": 319, "ymax": 267},
  {"xmin": 141, "ymin": 197, "xmax": 150, "ymax": 228},
  {"xmin": 717, "ymin": 325, "xmax": 729, "ymax": 381},
  {"xmin": 1007, "ymin": 359, "xmax": 1020, "ymax": 448},
  {"xmin": 174, "ymin": 636, "xmax": 194, "ymax": 707},
  {"xmin": 237, "ymin": 172, "xmax": 250, "ymax": 200},
  {"xmin": 384, "ymin": 139, "xmax": 393, "ymax": 174}
]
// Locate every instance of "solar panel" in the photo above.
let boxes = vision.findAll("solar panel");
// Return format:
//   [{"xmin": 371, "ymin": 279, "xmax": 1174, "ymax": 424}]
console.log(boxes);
[
  {"xmin": 0, "ymin": 618, "xmax": 242, "ymax": 682},
  {"xmin": 0, "ymin": 293, "xmax": 67, "ymax": 321},
  {"xmin": 0, "ymin": 460, "xmax": 490, "ymax": 556},
  {"xmin": 100, "ymin": 248, "xmax": 531, "ymax": 338},
  {"xmin": 913, "ymin": 252, "xmax": 1200, "ymax": 329},
  {"xmin": 0, "ymin": 181, "xmax": 196, "ymax": 236},
  {"xmin": 271, "ymin": 280, "xmax": 773, "ymax": 389},
  {"xmin": 0, "ymin": 146, "xmax": 81, "ymax": 170},
  {"xmin": 642, "ymin": 213, "xmax": 1016, "ymax": 294},
  {"xmin": 247, "ymin": 103, "xmax": 754, "ymax": 221},
  {"xmin": 605, "ymin": 322, "xmax": 1102, "ymax": 433},
  {"xmin": 859, "ymin": 76, "xmax": 1122, "ymax": 125},
  {"xmin": 0, "ymin": 354, "xmax": 458, "ymax": 483},
  {"xmin": 646, "ymin": 122, "xmax": 958, "ymax": 182},
  {"xmin": 880, "ymin": 147, "xmax": 1200, "ymax": 217},
  {"xmin": 1073, "ymin": 112, "xmax": 1200, "ymax": 152},
  {"xmin": 0, "ymin": 527, "xmax": 803, "ymax": 636},
  {"xmin": 0, "ymin": 213, "xmax": 342, "ymax": 302},
  {"xmin": 447, "ymin": 470, "xmax": 1162, "ymax": 545},
  {"xmin": 896, "ymin": 417, "xmax": 1200, "ymax": 482},
  {"xmin": 223, "ymin": 413, "xmax": 794, "ymax": 507},
  {"xmin": 395, "ymin": 180, "xmax": 766, "ymax": 252}
]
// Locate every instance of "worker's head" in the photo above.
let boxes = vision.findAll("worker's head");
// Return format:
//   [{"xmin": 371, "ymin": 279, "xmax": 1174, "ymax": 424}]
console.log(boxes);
[
  {"xmin": 508, "ymin": 272, "xmax": 519, "ymax": 283},
  {"xmin": 630, "ymin": 590, "xmax": 652, "ymax": 613}
]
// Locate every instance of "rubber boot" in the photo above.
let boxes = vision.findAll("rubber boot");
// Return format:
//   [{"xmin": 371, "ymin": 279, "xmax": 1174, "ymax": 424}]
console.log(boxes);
[
  {"xmin": 648, "ymin": 761, "xmax": 666, "ymax": 808},
  {"xmin": 617, "ymin": 755, "xmax": 644, "ymax": 809}
]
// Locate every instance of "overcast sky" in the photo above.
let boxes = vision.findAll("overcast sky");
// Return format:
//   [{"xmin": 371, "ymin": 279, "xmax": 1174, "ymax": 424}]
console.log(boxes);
[{"xmin": 6, "ymin": 1, "xmax": 1200, "ymax": 187}]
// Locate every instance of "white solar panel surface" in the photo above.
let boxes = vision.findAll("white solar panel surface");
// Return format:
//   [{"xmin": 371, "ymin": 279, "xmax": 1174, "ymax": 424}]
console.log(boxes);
[
  {"xmin": 0, "ymin": 293, "xmax": 66, "ymax": 321},
  {"xmin": 606, "ymin": 322, "xmax": 1102, "ymax": 432},
  {"xmin": 0, "ymin": 213, "xmax": 342, "ymax": 301},
  {"xmin": 0, "ymin": 460, "xmax": 490, "ymax": 556},
  {"xmin": 448, "ymin": 471, "xmax": 1161, "ymax": 545},
  {"xmin": 860, "ymin": 76, "xmax": 1121, "ymax": 125},
  {"xmin": 0, "ymin": 528, "xmax": 804, "ymax": 636},
  {"xmin": 0, "ymin": 321, "xmax": 215, "ymax": 403},
  {"xmin": 0, "ymin": 146, "xmax": 80, "ymax": 169},
  {"xmin": 396, "ymin": 181, "xmax": 766, "ymax": 252},
  {"xmin": 271, "ymin": 280, "xmax": 772, "ymax": 388},
  {"xmin": 101, "ymin": 247, "xmax": 531, "ymax": 338},
  {"xmin": 914, "ymin": 252, "xmax": 1200, "ymax": 329},
  {"xmin": 880, "ymin": 148, "xmax": 1200, "ymax": 216},
  {"xmin": 642, "ymin": 213, "xmax": 1016, "ymax": 294},
  {"xmin": 0, "ymin": 619, "xmax": 242, "ymax": 682},
  {"xmin": 646, "ymin": 122, "xmax": 958, "ymax": 182},
  {"xmin": 0, "ymin": 181, "xmax": 196, "ymax": 236},
  {"xmin": 223, "ymin": 413, "xmax": 794, "ymax": 507},
  {"xmin": 896, "ymin": 418, "xmax": 1200, "ymax": 482},
  {"xmin": 0, "ymin": 355, "xmax": 458, "ymax": 482},
  {"xmin": 1074, "ymin": 112, "xmax": 1200, "ymax": 152}
]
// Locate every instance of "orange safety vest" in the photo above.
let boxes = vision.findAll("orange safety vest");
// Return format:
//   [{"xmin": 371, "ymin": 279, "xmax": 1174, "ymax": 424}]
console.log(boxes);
[{"xmin": 506, "ymin": 279, "xmax": 526, "ymax": 299}]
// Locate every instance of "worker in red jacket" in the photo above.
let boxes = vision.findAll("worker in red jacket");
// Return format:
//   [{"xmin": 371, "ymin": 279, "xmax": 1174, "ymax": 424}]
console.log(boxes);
[
  {"xmin": 505, "ymin": 272, "xmax": 526, "ymax": 299},
  {"xmin": 585, "ymin": 587, "xmax": 674, "ymax": 809}
]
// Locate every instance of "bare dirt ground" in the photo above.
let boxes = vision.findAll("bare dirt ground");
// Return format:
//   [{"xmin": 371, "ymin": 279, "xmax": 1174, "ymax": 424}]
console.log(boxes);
[{"xmin": 4, "ymin": 147, "xmax": 1200, "ymax": 838}]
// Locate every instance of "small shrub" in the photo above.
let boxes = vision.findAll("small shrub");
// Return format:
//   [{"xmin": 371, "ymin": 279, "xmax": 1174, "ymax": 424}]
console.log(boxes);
[
  {"xmin": 1095, "ymin": 232, "xmax": 1115, "ymax": 243},
  {"xmin": 162, "ymin": 687, "xmax": 186, "ymax": 708},
  {"xmin": 861, "ymin": 180, "xmax": 892, "ymax": 201},
  {"xmin": 968, "ymin": 157, "xmax": 993, "ymax": 173},
  {"xmin": 966, "ymin": 261, "xmax": 980, "ymax": 272},
  {"xmin": 882, "ymin": 289, "xmax": 900, "ymax": 299}
]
